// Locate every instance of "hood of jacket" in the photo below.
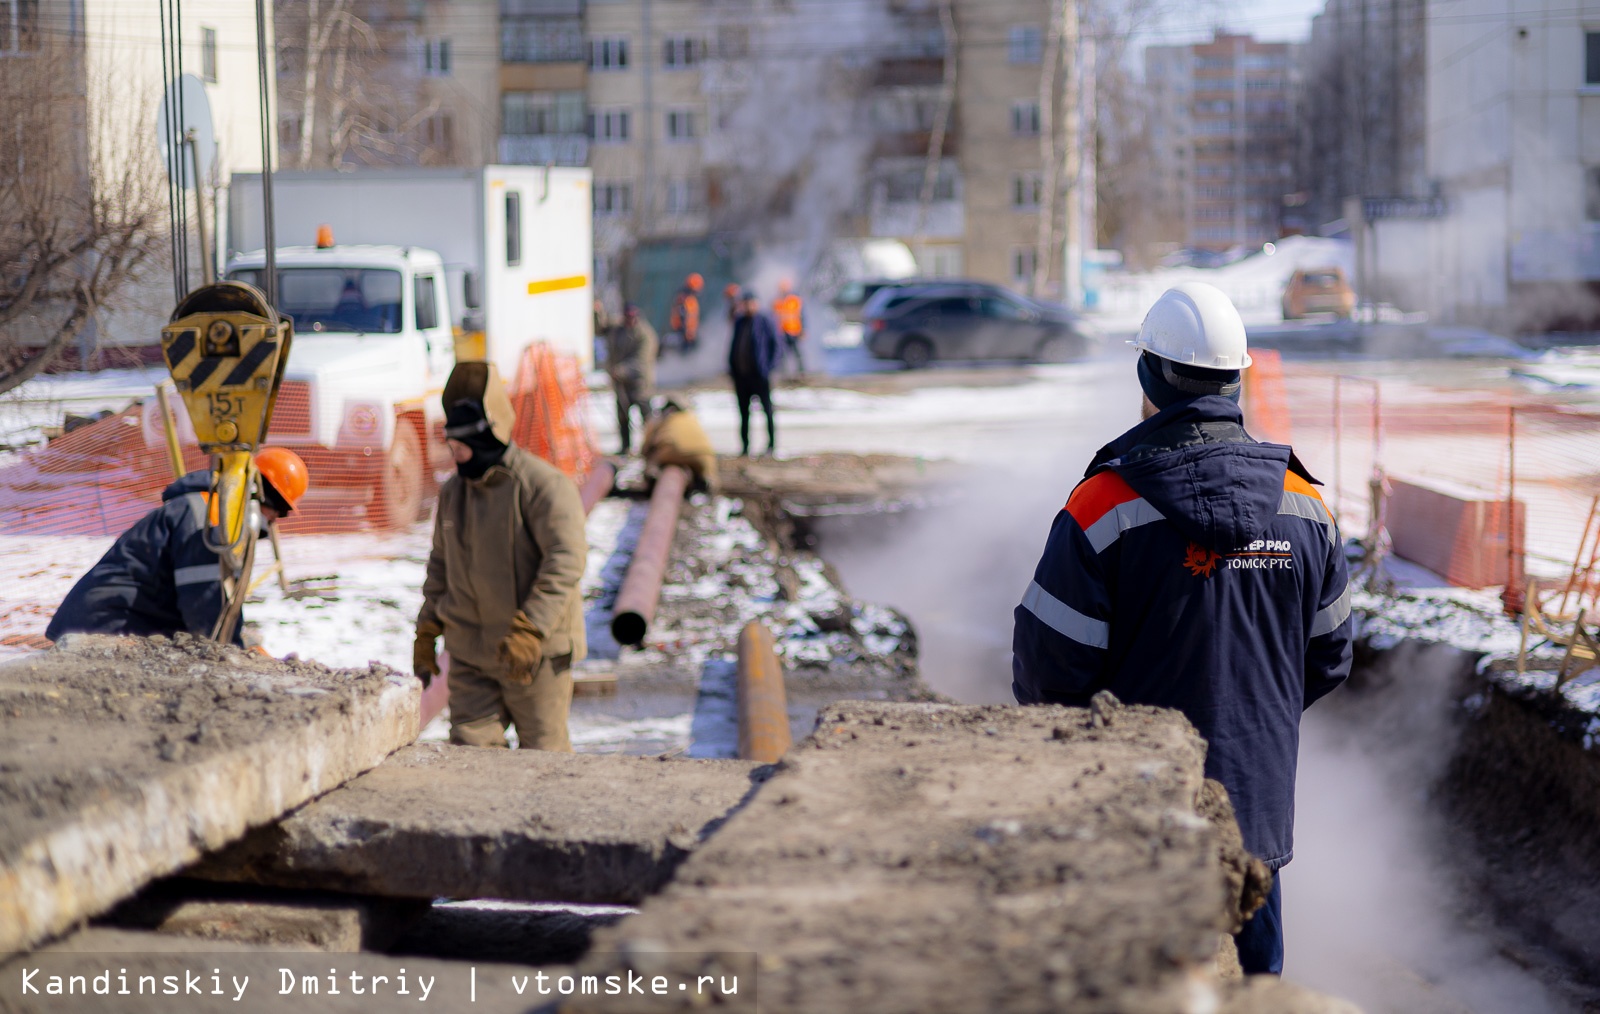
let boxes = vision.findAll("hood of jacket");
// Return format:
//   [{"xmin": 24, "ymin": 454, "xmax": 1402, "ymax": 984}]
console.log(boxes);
[
  {"xmin": 441, "ymin": 361, "xmax": 517, "ymax": 445},
  {"xmin": 1086, "ymin": 396, "xmax": 1300, "ymax": 552},
  {"xmin": 162, "ymin": 470, "xmax": 213, "ymax": 502}
]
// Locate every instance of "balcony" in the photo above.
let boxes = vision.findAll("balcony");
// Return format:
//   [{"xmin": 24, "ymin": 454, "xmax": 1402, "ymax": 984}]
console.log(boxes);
[
  {"xmin": 870, "ymin": 199, "xmax": 964, "ymax": 241},
  {"xmin": 499, "ymin": 134, "xmax": 588, "ymax": 166}
]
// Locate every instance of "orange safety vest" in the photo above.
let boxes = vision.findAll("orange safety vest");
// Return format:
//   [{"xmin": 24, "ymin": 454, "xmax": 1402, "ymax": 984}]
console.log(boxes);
[
  {"xmin": 669, "ymin": 290, "xmax": 700, "ymax": 340},
  {"xmin": 773, "ymin": 293, "xmax": 804, "ymax": 337}
]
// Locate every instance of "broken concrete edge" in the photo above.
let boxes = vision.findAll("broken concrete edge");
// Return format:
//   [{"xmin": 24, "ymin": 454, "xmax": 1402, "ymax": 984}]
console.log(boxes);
[
  {"xmin": 189, "ymin": 745, "xmax": 774, "ymax": 907},
  {"xmin": 0, "ymin": 643, "xmax": 419, "ymax": 959},
  {"xmin": 565, "ymin": 697, "xmax": 1299, "ymax": 1014}
]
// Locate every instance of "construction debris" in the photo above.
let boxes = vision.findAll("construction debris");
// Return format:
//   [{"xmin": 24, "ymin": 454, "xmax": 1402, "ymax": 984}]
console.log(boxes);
[{"xmin": 0, "ymin": 635, "xmax": 417, "ymax": 957}]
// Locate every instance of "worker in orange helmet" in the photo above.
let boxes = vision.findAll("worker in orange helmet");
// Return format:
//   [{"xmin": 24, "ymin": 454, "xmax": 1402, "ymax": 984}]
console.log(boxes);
[
  {"xmin": 667, "ymin": 273, "xmax": 704, "ymax": 353},
  {"xmin": 46, "ymin": 447, "xmax": 310, "ymax": 646},
  {"xmin": 772, "ymin": 279, "xmax": 806, "ymax": 379},
  {"xmin": 723, "ymin": 282, "xmax": 742, "ymax": 325}
]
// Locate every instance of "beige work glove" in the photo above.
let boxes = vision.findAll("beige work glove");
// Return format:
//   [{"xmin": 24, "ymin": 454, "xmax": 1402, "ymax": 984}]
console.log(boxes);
[
  {"xmin": 413, "ymin": 620, "xmax": 443, "ymax": 688},
  {"xmin": 497, "ymin": 610, "xmax": 544, "ymax": 685}
]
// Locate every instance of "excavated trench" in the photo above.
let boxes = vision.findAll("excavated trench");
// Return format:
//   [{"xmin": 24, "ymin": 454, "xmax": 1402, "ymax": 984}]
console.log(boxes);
[{"xmin": 805, "ymin": 492, "xmax": 1600, "ymax": 1013}]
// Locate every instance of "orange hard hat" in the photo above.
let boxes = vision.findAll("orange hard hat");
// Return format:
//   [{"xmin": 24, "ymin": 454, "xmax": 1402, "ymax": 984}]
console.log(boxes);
[
  {"xmin": 778, "ymin": 278, "xmax": 793, "ymax": 294},
  {"xmin": 687, "ymin": 273, "xmax": 704, "ymax": 291},
  {"xmin": 256, "ymin": 446, "xmax": 309, "ymax": 510},
  {"xmin": 724, "ymin": 282, "xmax": 740, "ymax": 297}
]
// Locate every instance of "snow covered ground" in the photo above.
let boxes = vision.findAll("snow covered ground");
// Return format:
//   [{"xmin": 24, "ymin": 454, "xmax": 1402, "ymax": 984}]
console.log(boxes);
[{"xmin": 0, "ymin": 366, "xmax": 167, "ymax": 454}]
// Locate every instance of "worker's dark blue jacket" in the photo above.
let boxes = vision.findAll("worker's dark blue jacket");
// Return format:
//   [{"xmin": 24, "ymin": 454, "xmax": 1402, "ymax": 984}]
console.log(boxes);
[
  {"xmin": 1012, "ymin": 396, "xmax": 1353, "ymax": 869},
  {"xmin": 727, "ymin": 312, "xmax": 783, "ymax": 380},
  {"xmin": 46, "ymin": 471, "xmax": 241, "ymax": 645}
]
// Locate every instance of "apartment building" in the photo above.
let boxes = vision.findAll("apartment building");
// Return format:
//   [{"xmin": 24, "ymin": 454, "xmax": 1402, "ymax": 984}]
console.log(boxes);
[
  {"xmin": 274, "ymin": 0, "xmax": 1095, "ymax": 297},
  {"xmin": 1145, "ymin": 32, "xmax": 1295, "ymax": 252}
]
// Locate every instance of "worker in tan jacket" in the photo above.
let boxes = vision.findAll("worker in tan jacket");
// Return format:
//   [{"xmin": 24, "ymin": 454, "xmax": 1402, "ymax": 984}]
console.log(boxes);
[{"xmin": 413, "ymin": 362, "xmax": 589, "ymax": 751}]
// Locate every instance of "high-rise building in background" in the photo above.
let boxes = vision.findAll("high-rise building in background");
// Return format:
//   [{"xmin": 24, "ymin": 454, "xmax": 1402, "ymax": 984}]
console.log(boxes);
[
  {"xmin": 1144, "ymin": 32, "xmax": 1295, "ymax": 254},
  {"xmin": 270, "ymin": 0, "xmax": 1095, "ymax": 301}
]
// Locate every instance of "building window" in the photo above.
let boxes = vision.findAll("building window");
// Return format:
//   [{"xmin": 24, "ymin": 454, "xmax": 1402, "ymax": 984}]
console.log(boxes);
[
  {"xmin": 595, "ymin": 182, "xmax": 632, "ymax": 216},
  {"xmin": 505, "ymin": 191, "xmax": 522, "ymax": 266},
  {"xmin": 663, "ymin": 36, "xmax": 702, "ymax": 68},
  {"xmin": 665, "ymin": 109, "xmax": 698, "ymax": 141},
  {"xmin": 588, "ymin": 36, "xmax": 628, "ymax": 70},
  {"xmin": 1008, "ymin": 25, "xmax": 1042, "ymax": 64},
  {"xmin": 420, "ymin": 113, "xmax": 454, "ymax": 155},
  {"xmin": 587, "ymin": 108, "xmax": 631, "ymax": 143},
  {"xmin": 1011, "ymin": 247, "xmax": 1036, "ymax": 284},
  {"xmin": 201, "ymin": 27, "xmax": 218, "ymax": 82},
  {"xmin": 664, "ymin": 179, "xmax": 705, "ymax": 215},
  {"xmin": 1012, "ymin": 172, "xmax": 1042, "ymax": 209},
  {"xmin": 1588, "ymin": 32, "xmax": 1600, "ymax": 85},
  {"xmin": 1011, "ymin": 100, "xmax": 1041, "ymax": 137},
  {"xmin": 1586, "ymin": 167, "xmax": 1600, "ymax": 220},
  {"xmin": 501, "ymin": 15, "xmax": 583, "ymax": 63},
  {"xmin": 502, "ymin": 91, "xmax": 585, "ymax": 136},
  {"xmin": 422, "ymin": 38, "xmax": 451, "ymax": 76},
  {"xmin": 0, "ymin": 0, "xmax": 38, "ymax": 54}
]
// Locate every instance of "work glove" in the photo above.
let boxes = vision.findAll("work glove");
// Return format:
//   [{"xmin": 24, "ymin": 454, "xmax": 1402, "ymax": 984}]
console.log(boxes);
[
  {"xmin": 413, "ymin": 620, "xmax": 443, "ymax": 688},
  {"xmin": 497, "ymin": 610, "xmax": 544, "ymax": 685}
]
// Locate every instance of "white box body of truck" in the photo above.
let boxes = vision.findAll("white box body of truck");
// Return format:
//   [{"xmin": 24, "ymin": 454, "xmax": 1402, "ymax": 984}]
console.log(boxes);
[{"xmin": 228, "ymin": 166, "xmax": 594, "ymax": 378}]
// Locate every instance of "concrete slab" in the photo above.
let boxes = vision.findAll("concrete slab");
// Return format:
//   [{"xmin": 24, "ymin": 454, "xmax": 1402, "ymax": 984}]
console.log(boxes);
[
  {"xmin": 103, "ymin": 881, "xmax": 429, "ymax": 952},
  {"xmin": 565, "ymin": 697, "xmax": 1338, "ymax": 1014},
  {"xmin": 194, "ymin": 744, "xmax": 767, "ymax": 905},
  {"xmin": 0, "ymin": 635, "xmax": 417, "ymax": 958}
]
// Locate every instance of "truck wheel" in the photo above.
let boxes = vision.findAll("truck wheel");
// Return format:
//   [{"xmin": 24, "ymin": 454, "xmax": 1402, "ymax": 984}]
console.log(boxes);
[
  {"xmin": 898, "ymin": 336, "xmax": 933, "ymax": 370},
  {"xmin": 376, "ymin": 419, "xmax": 424, "ymax": 530}
]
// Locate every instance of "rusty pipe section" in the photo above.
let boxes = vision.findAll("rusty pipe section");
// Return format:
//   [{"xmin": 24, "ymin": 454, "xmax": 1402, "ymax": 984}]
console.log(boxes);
[
  {"xmin": 581, "ymin": 458, "xmax": 617, "ymax": 515},
  {"xmin": 610, "ymin": 464, "xmax": 690, "ymax": 647},
  {"xmin": 737, "ymin": 621, "xmax": 792, "ymax": 763}
]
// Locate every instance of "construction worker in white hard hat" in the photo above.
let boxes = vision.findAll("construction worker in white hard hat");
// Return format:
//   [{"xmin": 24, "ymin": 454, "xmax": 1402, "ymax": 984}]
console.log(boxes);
[{"xmin": 1011, "ymin": 281, "xmax": 1352, "ymax": 976}]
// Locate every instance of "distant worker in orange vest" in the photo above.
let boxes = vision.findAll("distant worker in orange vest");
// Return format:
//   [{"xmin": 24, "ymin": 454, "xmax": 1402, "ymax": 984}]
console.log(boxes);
[
  {"xmin": 667, "ymin": 273, "xmax": 704, "ymax": 353},
  {"xmin": 773, "ymin": 280, "xmax": 806, "ymax": 379},
  {"xmin": 723, "ymin": 282, "xmax": 742, "ymax": 326}
]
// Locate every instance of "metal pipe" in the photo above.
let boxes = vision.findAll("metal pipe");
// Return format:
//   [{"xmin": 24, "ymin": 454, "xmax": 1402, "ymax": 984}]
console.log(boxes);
[
  {"xmin": 736, "ymin": 621, "xmax": 792, "ymax": 763},
  {"xmin": 610, "ymin": 464, "xmax": 689, "ymax": 647},
  {"xmin": 186, "ymin": 129, "xmax": 213, "ymax": 284},
  {"xmin": 581, "ymin": 458, "xmax": 616, "ymax": 515},
  {"xmin": 156, "ymin": 381, "xmax": 186, "ymax": 480}
]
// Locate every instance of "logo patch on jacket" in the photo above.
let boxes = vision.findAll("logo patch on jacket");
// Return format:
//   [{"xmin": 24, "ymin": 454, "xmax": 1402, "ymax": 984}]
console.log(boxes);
[
  {"xmin": 1185, "ymin": 539, "xmax": 1295, "ymax": 577},
  {"xmin": 1183, "ymin": 543, "xmax": 1221, "ymax": 577}
]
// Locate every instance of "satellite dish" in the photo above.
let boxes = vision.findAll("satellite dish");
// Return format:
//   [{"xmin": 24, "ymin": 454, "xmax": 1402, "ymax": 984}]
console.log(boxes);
[{"xmin": 156, "ymin": 73, "xmax": 216, "ymax": 189}]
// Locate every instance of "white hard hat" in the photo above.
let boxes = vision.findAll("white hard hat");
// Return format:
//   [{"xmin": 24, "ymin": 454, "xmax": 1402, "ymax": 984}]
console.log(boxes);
[{"xmin": 1131, "ymin": 282, "xmax": 1252, "ymax": 370}]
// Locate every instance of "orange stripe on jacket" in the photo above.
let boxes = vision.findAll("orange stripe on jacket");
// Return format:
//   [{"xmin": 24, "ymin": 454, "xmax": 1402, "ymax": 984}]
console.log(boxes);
[
  {"xmin": 1065, "ymin": 470, "xmax": 1141, "ymax": 530},
  {"xmin": 1283, "ymin": 469, "xmax": 1324, "ymax": 502}
]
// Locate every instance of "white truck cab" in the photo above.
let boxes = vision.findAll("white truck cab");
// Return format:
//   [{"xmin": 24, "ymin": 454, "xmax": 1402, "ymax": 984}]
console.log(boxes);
[{"xmin": 145, "ymin": 243, "xmax": 456, "ymax": 528}]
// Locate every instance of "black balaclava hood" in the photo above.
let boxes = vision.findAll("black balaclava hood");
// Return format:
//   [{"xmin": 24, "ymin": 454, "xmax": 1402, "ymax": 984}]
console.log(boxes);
[
  {"xmin": 1137, "ymin": 350, "xmax": 1242, "ymax": 410},
  {"xmin": 445, "ymin": 398, "xmax": 508, "ymax": 480}
]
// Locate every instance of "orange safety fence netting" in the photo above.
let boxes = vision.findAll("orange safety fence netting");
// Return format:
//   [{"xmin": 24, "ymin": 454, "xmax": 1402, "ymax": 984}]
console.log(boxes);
[
  {"xmin": 0, "ymin": 344, "xmax": 598, "ymax": 651},
  {"xmin": 1244, "ymin": 359, "xmax": 1600, "ymax": 611}
]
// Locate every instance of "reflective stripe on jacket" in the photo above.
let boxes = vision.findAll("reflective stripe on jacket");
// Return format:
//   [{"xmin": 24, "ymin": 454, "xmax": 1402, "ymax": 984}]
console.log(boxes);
[
  {"xmin": 46, "ymin": 471, "xmax": 240, "ymax": 645},
  {"xmin": 1012, "ymin": 396, "xmax": 1352, "ymax": 869}
]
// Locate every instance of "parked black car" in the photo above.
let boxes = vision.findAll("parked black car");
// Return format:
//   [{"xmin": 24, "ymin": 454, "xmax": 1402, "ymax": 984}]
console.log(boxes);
[{"xmin": 862, "ymin": 282, "xmax": 1091, "ymax": 368}]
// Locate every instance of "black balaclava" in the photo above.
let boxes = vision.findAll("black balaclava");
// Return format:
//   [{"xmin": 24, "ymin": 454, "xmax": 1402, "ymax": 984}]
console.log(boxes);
[
  {"xmin": 445, "ymin": 399, "xmax": 508, "ymax": 480},
  {"xmin": 1136, "ymin": 350, "xmax": 1242, "ymax": 410}
]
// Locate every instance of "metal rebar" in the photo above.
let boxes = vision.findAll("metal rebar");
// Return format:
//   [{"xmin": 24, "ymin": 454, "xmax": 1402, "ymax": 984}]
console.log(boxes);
[{"xmin": 610, "ymin": 464, "xmax": 690, "ymax": 647}]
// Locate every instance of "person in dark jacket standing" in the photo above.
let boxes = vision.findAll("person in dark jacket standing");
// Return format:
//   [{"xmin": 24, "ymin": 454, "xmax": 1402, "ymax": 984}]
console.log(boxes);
[
  {"xmin": 604, "ymin": 304, "xmax": 658, "ymax": 455},
  {"xmin": 46, "ymin": 447, "xmax": 310, "ymax": 645},
  {"xmin": 1011, "ymin": 282, "xmax": 1353, "ymax": 977},
  {"xmin": 727, "ymin": 290, "xmax": 782, "ymax": 457}
]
